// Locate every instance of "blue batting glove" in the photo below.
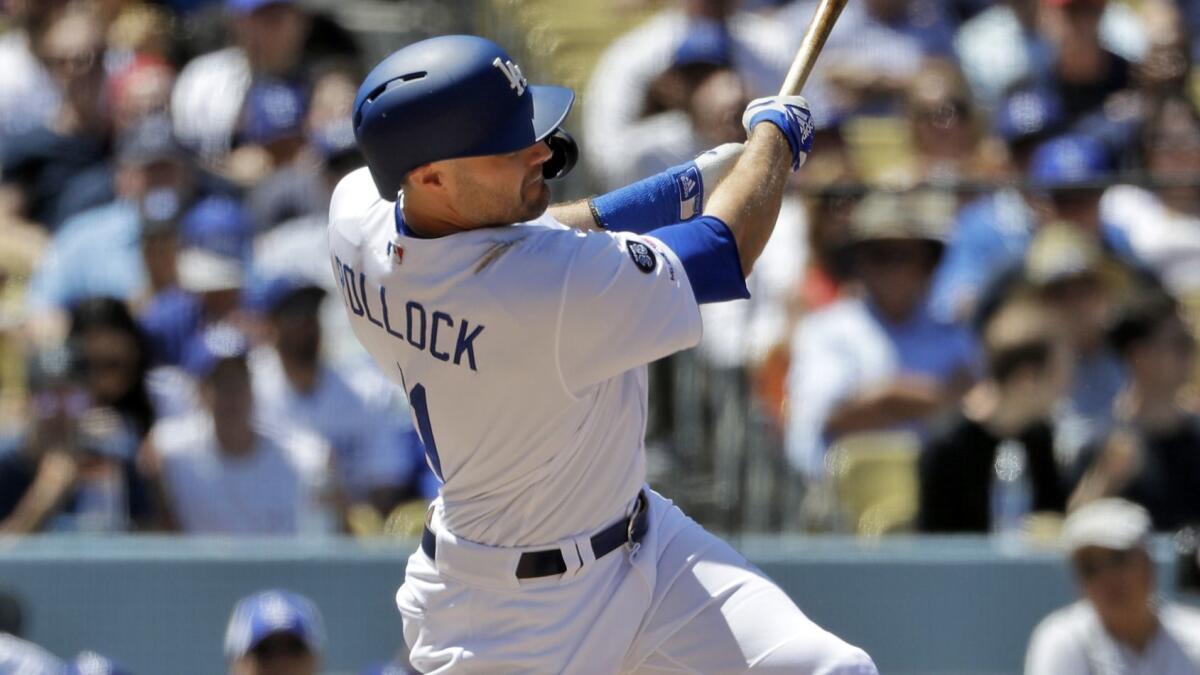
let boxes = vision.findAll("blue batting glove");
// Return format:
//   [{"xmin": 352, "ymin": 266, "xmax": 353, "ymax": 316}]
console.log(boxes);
[{"xmin": 741, "ymin": 95, "xmax": 814, "ymax": 171}]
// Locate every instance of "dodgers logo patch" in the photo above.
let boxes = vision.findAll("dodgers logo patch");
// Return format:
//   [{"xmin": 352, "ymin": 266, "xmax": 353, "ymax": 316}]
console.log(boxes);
[
  {"xmin": 627, "ymin": 240, "xmax": 656, "ymax": 274},
  {"xmin": 676, "ymin": 165, "xmax": 702, "ymax": 220}
]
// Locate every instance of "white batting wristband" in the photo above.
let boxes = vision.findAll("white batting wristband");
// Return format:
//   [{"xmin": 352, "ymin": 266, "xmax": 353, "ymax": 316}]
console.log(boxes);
[{"xmin": 693, "ymin": 143, "xmax": 745, "ymax": 197}]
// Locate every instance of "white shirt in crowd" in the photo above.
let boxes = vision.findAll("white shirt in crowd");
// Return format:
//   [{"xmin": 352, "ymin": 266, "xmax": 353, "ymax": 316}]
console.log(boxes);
[
  {"xmin": 954, "ymin": 2, "xmax": 1147, "ymax": 107},
  {"xmin": 152, "ymin": 411, "xmax": 333, "ymax": 535},
  {"xmin": 1026, "ymin": 600, "xmax": 1200, "ymax": 675},
  {"xmin": 170, "ymin": 46, "xmax": 252, "ymax": 161},
  {"xmin": 583, "ymin": 8, "xmax": 791, "ymax": 189},
  {"xmin": 328, "ymin": 168, "xmax": 702, "ymax": 547},
  {"xmin": 250, "ymin": 347, "xmax": 416, "ymax": 502},
  {"xmin": 1102, "ymin": 185, "xmax": 1200, "ymax": 296},
  {"xmin": 0, "ymin": 633, "xmax": 64, "ymax": 675},
  {"xmin": 0, "ymin": 31, "xmax": 59, "ymax": 145}
]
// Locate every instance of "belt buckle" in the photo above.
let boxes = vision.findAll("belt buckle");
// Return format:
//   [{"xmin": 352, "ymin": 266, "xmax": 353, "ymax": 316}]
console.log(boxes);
[{"xmin": 625, "ymin": 493, "xmax": 644, "ymax": 557}]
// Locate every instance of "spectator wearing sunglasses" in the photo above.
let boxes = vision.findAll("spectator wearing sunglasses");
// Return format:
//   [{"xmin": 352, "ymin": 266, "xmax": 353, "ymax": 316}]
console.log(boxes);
[
  {"xmin": 1069, "ymin": 289, "xmax": 1200, "ymax": 530},
  {"xmin": 785, "ymin": 189, "xmax": 978, "ymax": 477},
  {"xmin": 225, "ymin": 589, "xmax": 323, "ymax": 675},
  {"xmin": 1025, "ymin": 498, "xmax": 1200, "ymax": 674}
]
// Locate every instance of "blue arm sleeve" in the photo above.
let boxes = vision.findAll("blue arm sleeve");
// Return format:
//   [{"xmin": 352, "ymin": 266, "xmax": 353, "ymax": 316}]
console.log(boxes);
[
  {"xmin": 649, "ymin": 215, "xmax": 750, "ymax": 305},
  {"xmin": 589, "ymin": 161, "xmax": 703, "ymax": 234}
]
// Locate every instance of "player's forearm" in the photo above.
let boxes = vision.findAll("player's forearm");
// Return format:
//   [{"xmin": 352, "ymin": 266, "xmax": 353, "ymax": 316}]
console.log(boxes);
[
  {"xmin": 548, "ymin": 199, "xmax": 604, "ymax": 231},
  {"xmin": 703, "ymin": 127, "xmax": 793, "ymax": 276}
]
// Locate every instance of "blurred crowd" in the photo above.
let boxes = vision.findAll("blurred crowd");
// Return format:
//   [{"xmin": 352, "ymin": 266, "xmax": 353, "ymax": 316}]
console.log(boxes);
[
  {"xmin": 585, "ymin": 0, "xmax": 1200, "ymax": 540},
  {"xmin": 0, "ymin": 0, "xmax": 1195, "ymax": 544},
  {"xmin": 0, "ymin": 0, "xmax": 1198, "ymax": 671},
  {"xmin": 0, "ymin": 0, "xmax": 437, "ymax": 540}
]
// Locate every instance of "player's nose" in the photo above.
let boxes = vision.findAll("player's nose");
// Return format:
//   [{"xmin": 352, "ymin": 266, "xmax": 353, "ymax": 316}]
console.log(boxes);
[{"xmin": 525, "ymin": 139, "xmax": 553, "ymax": 168}]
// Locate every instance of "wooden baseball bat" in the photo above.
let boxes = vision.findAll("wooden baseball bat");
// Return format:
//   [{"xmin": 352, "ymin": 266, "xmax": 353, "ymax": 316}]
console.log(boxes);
[{"xmin": 779, "ymin": 0, "xmax": 850, "ymax": 96}]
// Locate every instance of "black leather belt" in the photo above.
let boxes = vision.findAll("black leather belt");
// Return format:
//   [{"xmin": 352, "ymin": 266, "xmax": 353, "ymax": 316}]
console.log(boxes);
[{"xmin": 421, "ymin": 491, "xmax": 649, "ymax": 579}]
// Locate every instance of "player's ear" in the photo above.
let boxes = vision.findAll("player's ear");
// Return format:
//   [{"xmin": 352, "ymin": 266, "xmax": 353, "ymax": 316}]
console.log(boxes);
[{"xmin": 409, "ymin": 163, "xmax": 445, "ymax": 190}]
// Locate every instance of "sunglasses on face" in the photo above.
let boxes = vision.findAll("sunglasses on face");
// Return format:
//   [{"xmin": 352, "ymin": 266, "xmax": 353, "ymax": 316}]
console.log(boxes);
[
  {"xmin": 43, "ymin": 50, "xmax": 101, "ymax": 75},
  {"xmin": 83, "ymin": 355, "xmax": 136, "ymax": 375},
  {"xmin": 1074, "ymin": 548, "xmax": 1136, "ymax": 581}
]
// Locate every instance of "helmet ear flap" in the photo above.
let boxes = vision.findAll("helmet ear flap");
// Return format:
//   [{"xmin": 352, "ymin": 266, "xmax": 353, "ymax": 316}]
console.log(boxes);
[{"xmin": 542, "ymin": 129, "xmax": 578, "ymax": 180}]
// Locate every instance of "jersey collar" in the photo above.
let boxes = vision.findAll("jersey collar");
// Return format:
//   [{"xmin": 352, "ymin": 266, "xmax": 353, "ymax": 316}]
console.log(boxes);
[{"xmin": 394, "ymin": 192, "xmax": 433, "ymax": 240}]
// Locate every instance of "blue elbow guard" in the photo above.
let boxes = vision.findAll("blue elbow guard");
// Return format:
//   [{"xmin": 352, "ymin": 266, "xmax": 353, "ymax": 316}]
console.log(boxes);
[
  {"xmin": 590, "ymin": 161, "xmax": 704, "ymax": 234},
  {"xmin": 649, "ymin": 216, "xmax": 749, "ymax": 304}
]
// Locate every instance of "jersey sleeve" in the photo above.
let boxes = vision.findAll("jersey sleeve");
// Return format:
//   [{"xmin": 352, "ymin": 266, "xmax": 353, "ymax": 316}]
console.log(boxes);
[{"xmin": 556, "ymin": 230, "xmax": 703, "ymax": 395}]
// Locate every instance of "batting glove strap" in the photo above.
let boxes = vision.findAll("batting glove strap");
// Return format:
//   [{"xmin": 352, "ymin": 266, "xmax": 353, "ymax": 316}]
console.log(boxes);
[{"xmin": 741, "ymin": 95, "xmax": 814, "ymax": 171}]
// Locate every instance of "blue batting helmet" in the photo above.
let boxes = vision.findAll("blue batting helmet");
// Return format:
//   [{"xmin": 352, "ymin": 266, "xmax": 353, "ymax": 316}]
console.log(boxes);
[{"xmin": 352, "ymin": 35, "xmax": 576, "ymax": 200}]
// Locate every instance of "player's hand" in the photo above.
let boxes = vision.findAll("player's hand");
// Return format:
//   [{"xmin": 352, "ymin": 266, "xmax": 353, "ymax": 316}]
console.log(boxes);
[{"xmin": 741, "ymin": 95, "xmax": 814, "ymax": 171}]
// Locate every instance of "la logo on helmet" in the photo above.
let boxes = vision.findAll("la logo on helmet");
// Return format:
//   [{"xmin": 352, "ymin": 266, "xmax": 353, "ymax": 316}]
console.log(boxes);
[{"xmin": 492, "ymin": 57, "xmax": 527, "ymax": 96}]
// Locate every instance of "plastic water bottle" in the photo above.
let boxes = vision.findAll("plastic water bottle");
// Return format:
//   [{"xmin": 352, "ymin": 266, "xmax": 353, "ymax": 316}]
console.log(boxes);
[
  {"xmin": 990, "ymin": 439, "xmax": 1031, "ymax": 538},
  {"xmin": 73, "ymin": 464, "xmax": 128, "ymax": 532}
]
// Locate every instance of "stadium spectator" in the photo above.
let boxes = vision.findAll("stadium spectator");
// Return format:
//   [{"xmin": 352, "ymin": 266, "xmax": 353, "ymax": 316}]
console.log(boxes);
[
  {"xmin": 25, "ymin": 114, "xmax": 197, "ymax": 337},
  {"xmin": 248, "ymin": 276, "xmax": 424, "ymax": 526},
  {"xmin": 1102, "ymin": 95, "xmax": 1200, "ymax": 297},
  {"xmin": 785, "ymin": 190, "xmax": 976, "ymax": 477},
  {"xmin": 0, "ymin": 589, "xmax": 64, "ymax": 673},
  {"xmin": 1069, "ymin": 290, "xmax": 1200, "ymax": 530},
  {"xmin": 896, "ymin": 58, "xmax": 1004, "ymax": 192},
  {"xmin": 0, "ymin": 347, "xmax": 150, "ymax": 534},
  {"xmin": 928, "ymin": 86, "xmax": 1064, "ymax": 322},
  {"xmin": 107, "ymin": 54, "xmax": 176, "ymax": 136},
  {"xmin": 930, "ymin": 133, "xmax": 1136, "ymax": 324},
  {"xmin": 142, "ymin": 324, "xmax": 333, "ymax": 534},
  {"xmin": 1030, "ymin": 0, "xmax": 1138, "ymax": 128},
  {"xmin": 246, "ymin": 59, "xmax": 362, "ymax": 233},
  {"xmin": 776, "ymin": 0, "xmax": 957, "ymax": 123},
  {"xmin": 139, "ymin": 194, "xmax": 253, "ymax": 378},
  {"xmin": 582, "ymin": 0, "xmax": 791, "ymax": 188},
  {"xmin": 175, "ymin": 196, "xmax": 253, "ymax": 323},
  {"xmin": 1, "ymin": 3, "xmax": 112, "ymax": 230},
  {"xmin": 918, "ymin": 298, "xmax": 1070, "ymax": 532},
  {"xmin": 0, "ymin": 633, "xmax": 63, "ymax": 674},
  {"xmin": 1025, "ymin": 498, "xmax": 1200, "ymax": 674},
  {"xmin": 172, "ymin": 0, "xmax": 314, "ymax": 161},
  {"xmin": 68, "ymin": 297, "xmax": 156, "ymax": 438},
  {"xmin": 624, "ymin": 22, "xmax": 749, "ymax": 180},
  {"xmin": 226, "ymin": 79, "xmax": 309, "ymax": 188},
  {"xmin": 224, "ymin": 589, "xmax": 323, "ymax": 675},
  {"xmin": 1022, "ymin": 223, "xmax": 1132, "ymax": 466},
  {"xmin": 0, "ymin": 0, "xmax": 66, "ymax": 148},
  {"xmin": 954, "ymin": 0, "xmax": 1145, "ymax": 106}
]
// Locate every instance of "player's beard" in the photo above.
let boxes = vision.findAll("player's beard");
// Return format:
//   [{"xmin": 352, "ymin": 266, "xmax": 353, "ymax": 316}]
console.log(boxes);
[
  {"xmin": 457, "ymin": 166, "xmax": 549, "ymax": 227},
  {"xmin": 519, "ymin": 173, "xmax": 552, "ymax": 221}
]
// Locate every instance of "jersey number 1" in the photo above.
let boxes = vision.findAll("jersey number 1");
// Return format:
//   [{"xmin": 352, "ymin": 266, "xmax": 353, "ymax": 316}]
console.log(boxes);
[{"xmin": 409, "ymin": 384, "xmax": 444, "ymax": 481}]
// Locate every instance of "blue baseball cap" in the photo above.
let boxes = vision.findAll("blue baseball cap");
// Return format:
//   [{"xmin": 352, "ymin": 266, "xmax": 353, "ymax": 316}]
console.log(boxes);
[
  {"xmin": 241, "ymin": 81, "xmax": 308, "ymax": 145},
  {"xmin": 672, "ymin": 20, "xmax": 733, "ymax": 69},
  {"xmin": 182, "ymin": 324, "xmax": 250, "ymax": 378},
  {"xmin": 993, "ymin": 88, "xmax": 1064, "ymax": 144},
  {"xmin": 67, "ymin": 652, "xmax": 134, "ymax": 675},
  {"xmin": 227, "ymin": 0, "xmax": 294, "ymax": 15},
  {"xmin": 224, "ymin": 590, "xmax": 325, "ymax": 660},
  {"xmin": 180, "ymin": 196, "xmax": 251, "ymax": 259},
  {"xmin": 246, "ymin": 275, "xmax": 326, "ymax": 315},
  {"xmin": 139, "ymin": 289, "xmax": 204, "ymax": 366},
  {"xmin": 1029, "ymin": 134, "xmax": 1112, "ymax": 189}
]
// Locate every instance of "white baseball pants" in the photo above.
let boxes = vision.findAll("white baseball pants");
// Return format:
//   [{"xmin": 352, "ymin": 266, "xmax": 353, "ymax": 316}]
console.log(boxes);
[{"xmin": 397, "ymin": 488, "xmax": 877, "ymax": 674}]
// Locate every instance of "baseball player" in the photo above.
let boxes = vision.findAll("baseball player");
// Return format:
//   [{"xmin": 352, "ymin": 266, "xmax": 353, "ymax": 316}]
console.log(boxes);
[{"xmin": 329, "ymin": 35, "xmax": 877, "ymax": 673}]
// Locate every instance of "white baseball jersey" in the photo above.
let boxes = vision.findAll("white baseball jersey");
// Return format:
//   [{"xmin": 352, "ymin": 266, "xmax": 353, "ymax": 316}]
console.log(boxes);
[{"xmin": 327, "ymin": 168, "xmax": 702, "ymax": 547}]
